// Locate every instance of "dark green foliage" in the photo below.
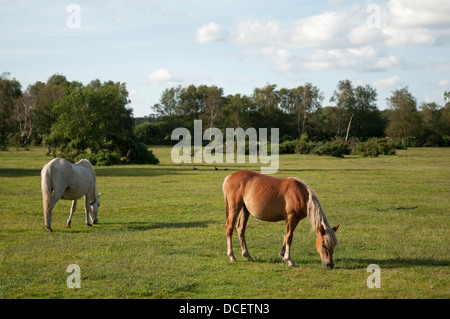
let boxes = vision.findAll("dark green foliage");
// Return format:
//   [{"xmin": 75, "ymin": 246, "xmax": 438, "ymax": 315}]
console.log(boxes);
[
  {"xmin": 44, "ymin": 79, "xmax": 159, "ymax": 165},
  {"xmin": 351, "ymin": 138, "xmax": 397, "ymax": 157},
  {"xmin": 279, "ymin": 139, "xmax": 299, "ymax": 154},
  {"xmin": 312, "ymin": 137, "xmax": 350, "ymax": 158}
]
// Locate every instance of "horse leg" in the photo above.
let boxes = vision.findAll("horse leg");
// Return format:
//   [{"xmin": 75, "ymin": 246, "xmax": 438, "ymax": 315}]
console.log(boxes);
[
  {"xmin": 84, "ymin": 197, "xmax": 92, "ymax": 227},
  {"xmin": 226, "ymin": 199, "xmax": 243, "ymax": 263},
  {"xmin": 279, "ymin": 237, "xmax": 286, "ymax": 258},
  {"xmin": 282, "ymin": 216, "xmax": 300, "ymax": 267},
  {"xmin": 236, "ymin": 207, "xmax": 253, "ymax": 262},
  {"xmin": 66, "ymin": 200, "xmax": 77, "ymax": 228},
  {"xmin": 45, "ymin": 191, "xmax": 63, "ymax": 232}
]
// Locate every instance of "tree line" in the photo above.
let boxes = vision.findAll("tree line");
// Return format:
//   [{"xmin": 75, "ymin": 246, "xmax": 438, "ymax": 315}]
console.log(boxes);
[
  {"xmin": 0, "ymin": 72, "xmax": 158, "ymax": 165},
  {"xmin": 137, "ymin": 80, "xmax": 450, "ymax": 149},
  {"xmin": 1, "ymin": 71, "xmax": 449, "ymax": 163}
]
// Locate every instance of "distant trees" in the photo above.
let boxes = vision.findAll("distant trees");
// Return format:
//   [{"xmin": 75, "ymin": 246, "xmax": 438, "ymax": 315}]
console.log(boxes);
[
  {"xmin": 45, "ymin": 79, "xmax": 158, "ymax": 165},
  {"xmin": 0, "ymin": 73, "xmax": 22, "ymax": 149},
  {"xmin": 385, "ymin": 87, "xmax": 423, "ymax": 143},
  {"xmin": 279, "ymin": 83, "xmax": 323, "ymax": 139},
  {"xmin": 1, "ymin": 72, "xmax": 449, "ymax": 158},
  {"xmin": 330, "ymin": 80, "xmax": 383, "ymax": 141},
  {"xmin": 0, "ymin": 73, "xmax": 158, "ymax": 165},
  {"xmin": 141, "ymin": 80, "xmax": 449, "ymax": 149}
]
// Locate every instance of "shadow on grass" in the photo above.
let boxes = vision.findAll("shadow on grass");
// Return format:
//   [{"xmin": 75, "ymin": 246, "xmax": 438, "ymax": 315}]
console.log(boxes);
[
  {"xmin": 0, "ymin": 168, "xmax": 42, "ymax": 177},
  {"xmin": 230, "ymin": 255, "xmax": 449, "ymax": 269},
  {"xmin": 336, "ymin": 257, "xmax": 450, "ymax": 269},
  {"xmin": 0, "ymin": 166, "xmax": 384, "ymax": 178},
  {"xmin": 0, "ymin": 166, "xmax": 186, "ymax": 178},
  {"xmin": 100, "ymin": 220, "xmax": 215, "ymax": 231}
]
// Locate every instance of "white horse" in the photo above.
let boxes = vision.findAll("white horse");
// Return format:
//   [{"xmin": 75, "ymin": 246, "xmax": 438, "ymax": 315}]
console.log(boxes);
[{"xmin": 41, "ymin": 158, "xmax": 101, "ymax": 232}]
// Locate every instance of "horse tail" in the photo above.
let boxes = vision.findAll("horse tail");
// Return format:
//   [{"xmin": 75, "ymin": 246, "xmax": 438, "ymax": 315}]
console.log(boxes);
[
  {"xmin": 222, "ymin": 175, "xmax": 230, "ymax": 219},
  {"xmin": 41, "ymin": 163, "xmax": 53, "ymax": 230}
]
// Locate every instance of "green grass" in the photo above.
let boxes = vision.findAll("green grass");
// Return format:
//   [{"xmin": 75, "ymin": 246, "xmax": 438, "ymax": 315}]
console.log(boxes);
[{"xmin": 0, "ymin": 146, "xmax": 449, "ymax": 298}]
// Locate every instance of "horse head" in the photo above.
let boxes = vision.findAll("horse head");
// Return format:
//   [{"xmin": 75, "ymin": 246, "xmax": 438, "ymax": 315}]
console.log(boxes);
[{"xmin": 316, "ymin": 224, "xmax": 339, "ymax": 269}]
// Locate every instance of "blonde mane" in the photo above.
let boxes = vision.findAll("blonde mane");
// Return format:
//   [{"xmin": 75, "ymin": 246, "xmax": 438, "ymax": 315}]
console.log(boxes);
[{"xmin": 290, "ymin": 177, "xmax": 338, "ymax": 251}]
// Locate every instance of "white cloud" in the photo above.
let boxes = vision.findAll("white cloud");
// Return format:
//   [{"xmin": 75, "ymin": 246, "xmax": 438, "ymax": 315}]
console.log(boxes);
[
  {"xmin": 234, "ymin": 19, "xmax": 284, "ymax": 47},
  {"xmin": 148, "ymin": 68, "xmax": 173, "ymax": 85},
  {"xmin": 291, "ymin": 11, "xmax": 350, "ymax": 48},
  {"xmin": 348, "ymin": 24, "xmax": 386, "ymax": 45},
  {"xmin": 382, "ymin": 0, "xmax": 450, "ymax": 47},
  {"xmin": 303, "ymin": 46, "xmax": 400, "ymax": 72},
  {"xmin": 372, "ymin": 75, "xmax": 403, "ymax": 90},
  {"xmin": 195, "ymin": 22, "xmax": 228, "ymax": 43},
  {"xmin": 261, "ymin": 47, "xmax": 293, "ymax": 72},
  {"xmin": 386, "ymin": 0, "xmax": 450, "ymax": 29},
  {"xmin": 435, "ymin": 79, "xmax": 450, "ymax": 89},
  {"xmin": 234, "ymin": 12, "xmax": 351, "ymax": 50},
  {"xmin": 240, "ymin": 77, "xmax": 252, "ymax": 84}
]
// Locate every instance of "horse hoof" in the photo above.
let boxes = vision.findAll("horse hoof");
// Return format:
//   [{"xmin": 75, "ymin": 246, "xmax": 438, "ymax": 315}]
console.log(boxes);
[
  {"xmin": 46, "ymin": 227, "xmax": 52, "ymax": 232},
  {"xmin": 86, "ymin": 223, "xmax": 92, "ymax": 227},
  {"xmin": 283, "ymin": 257, "xmax": 295, "ymax": 267},
  {"xmin": 66, "ymin": 225, "xmax": 71, "ymax": 228}
]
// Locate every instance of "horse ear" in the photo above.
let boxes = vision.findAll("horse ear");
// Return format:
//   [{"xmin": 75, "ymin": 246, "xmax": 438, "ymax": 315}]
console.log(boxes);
[
  {"xmin": 332, "ymin": 224, "xmax": 340, "ymax": 232},
  {"xmin": 318, "ymin": 224, "xmax": 326, "ymax": 236}
]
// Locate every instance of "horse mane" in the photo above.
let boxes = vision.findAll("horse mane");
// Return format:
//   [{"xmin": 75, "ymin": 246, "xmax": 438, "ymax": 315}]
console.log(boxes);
[{"xmin": 290, "ymin": 177, "xmax": 338, "ymax": 251}]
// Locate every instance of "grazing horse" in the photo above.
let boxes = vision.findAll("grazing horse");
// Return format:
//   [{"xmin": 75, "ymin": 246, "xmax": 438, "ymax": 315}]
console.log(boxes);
[
  {"xmin": 222, "ymin": 170, "xmax": 339, "ymax": 269},
  {"xmin": 41, "ymin": 158, "xmax": 101, "ymax": 232}
]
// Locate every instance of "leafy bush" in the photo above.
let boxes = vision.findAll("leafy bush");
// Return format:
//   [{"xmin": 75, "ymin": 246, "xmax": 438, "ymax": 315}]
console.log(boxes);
[
  {"xmin": 278, "ymin": 134, "xmax": 318, "ymax": 154},
  {"xmin": 312, "ymin": 138, "xmax": 350, "ymax": 157},
  {"xmin": 106, "ymin": 135, "xmax": 159, "ymax": 165},
  {"xmin": 351, "ymin": 139, "xmax": 380, "ymax": 157},
  {"xmin": 279, "ymin": 139, "xmax": 299, "ymax": 154},
  {"xmin": 351, "ymin": 138, "xmax": 397, "ymax": 157},
  {"xmin": 296, "ymin": 133, "xmax": 318, "ymax": 154}
]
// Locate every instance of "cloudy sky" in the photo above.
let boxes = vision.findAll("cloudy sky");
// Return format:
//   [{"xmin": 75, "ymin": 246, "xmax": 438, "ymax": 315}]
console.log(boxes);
[{"xmin": 1, "ymin": 0, "xmax": 449, "ymax": 117}]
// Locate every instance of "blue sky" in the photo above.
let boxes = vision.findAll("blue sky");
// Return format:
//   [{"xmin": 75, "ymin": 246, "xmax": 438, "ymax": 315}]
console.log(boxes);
[{"xmin": 1, "ymin": 0, "xmax": 449, "ymax": 117}]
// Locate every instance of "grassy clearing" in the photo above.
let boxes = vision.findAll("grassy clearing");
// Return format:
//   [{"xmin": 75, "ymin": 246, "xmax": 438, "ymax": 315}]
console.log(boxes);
[{"xmin": 0, "ymin": 146, "xmax": 449, "ymax": 298}]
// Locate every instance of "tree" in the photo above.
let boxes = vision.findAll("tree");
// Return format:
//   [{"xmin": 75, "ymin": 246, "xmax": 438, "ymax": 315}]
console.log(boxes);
[
  {"xmin": 46, "ymin": 80, "xmax": 158, "ymax": 165},
  {"xmin": 330, "ymin": 80, "xmax": 381, "ymax": 141},
  {"xmin": 13, "ymin": 87, "xmax": 35, "ymax": 146},
  {"xmin": 252, "ymin": 84, "xmax": 284, "ymax": 129},
  {"xmin": 204, "ymin": 85, "xmax": 224, "ymax": 129},
  {"xmin": 0, "ymin": 73, "xmax": 22, "ymax": 149},
  {"xmin": 441, "ymin": 91, "xmax": 450, "ymax": 136},
  {"xmin": 330, "ymin": 80, "xmax": 355, "ymax": 140},
  {"xmin": 385, "ymin": 87, "xmax": 422, "ymax": 142},
  {"xmin": 279, "ymin": 83, "xmax": 323, "ymax": 139},
  {"xmin": 222, "ymin": 94, "xmax": 253, "ymax": 128},
  {"xmin": 352, "ymin": 84, "xmax": 384, "ymax": 139},
  {"xmin": 31, "ymin": 74, "xmax": 70, "ymax": 152}
]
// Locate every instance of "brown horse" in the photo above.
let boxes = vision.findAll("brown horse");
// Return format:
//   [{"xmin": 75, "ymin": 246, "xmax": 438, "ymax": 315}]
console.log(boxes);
[{"xmin": 222, "ymin": 170, "xmax": 339, "ymax": 269}]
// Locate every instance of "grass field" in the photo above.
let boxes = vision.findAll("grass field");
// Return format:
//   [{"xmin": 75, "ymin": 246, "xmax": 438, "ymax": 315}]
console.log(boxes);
[{"xmin": 0, "ymin": 146, "xmax": 449, "ymax": 299}]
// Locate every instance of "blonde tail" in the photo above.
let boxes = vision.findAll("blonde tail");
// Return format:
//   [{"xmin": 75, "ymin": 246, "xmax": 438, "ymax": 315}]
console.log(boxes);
[{"xmin": 41, "ymin": 164, "xmax": 53, "ymax": 231}]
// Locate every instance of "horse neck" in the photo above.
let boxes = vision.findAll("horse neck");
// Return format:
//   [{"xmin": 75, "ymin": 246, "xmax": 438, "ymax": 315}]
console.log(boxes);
[
  {"xmin": 306, "ymin": 188, "xmax": 332, "ymax": 232},
  {"xmin": 306, "ymin": 189, "xmax": 338, "ymax": 249}
]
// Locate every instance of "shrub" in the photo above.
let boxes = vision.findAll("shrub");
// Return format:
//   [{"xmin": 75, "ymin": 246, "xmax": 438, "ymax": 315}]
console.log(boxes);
[
  {"xmin": 351, "ymin": 139, "xmax": 380, "ymax": 157},
  {"xmin": 296, "ymin": 133, "xmax": 318, "ymax": 154},
  {"xmin": 351, "ymin": 138, "xmax": 397, "ymax": 157},
  {"xmin": 279, "ymin": 139, "xmax": 299, "ymax": 154},
  {"xmin": 312, "ymin": 138, "xmax": 350, "ymax": 157}
]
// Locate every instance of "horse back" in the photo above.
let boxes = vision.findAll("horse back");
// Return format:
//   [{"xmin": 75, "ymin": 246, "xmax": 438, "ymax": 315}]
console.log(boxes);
[{"xmin": 223, "ymin": 170, "xmax": 309, "ymax": 221}]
